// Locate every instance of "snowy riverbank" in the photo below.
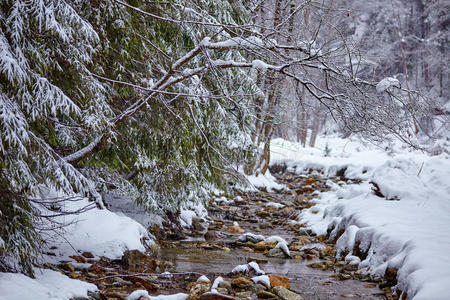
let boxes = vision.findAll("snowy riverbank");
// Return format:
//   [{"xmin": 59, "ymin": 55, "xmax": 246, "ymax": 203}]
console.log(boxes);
[
  {"xmin": 0, "ymin": 197, "xmax": 150, "ymax": 300},
  {"xmin": 267, "ymin": 136, "xmax": 450, "ymax": 300}
]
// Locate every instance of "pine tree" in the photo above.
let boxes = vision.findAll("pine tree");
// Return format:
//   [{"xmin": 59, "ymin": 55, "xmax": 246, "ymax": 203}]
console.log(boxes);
[{"xmin": 0, "ymin": 0, "xmax": 257, "ymax": 273}]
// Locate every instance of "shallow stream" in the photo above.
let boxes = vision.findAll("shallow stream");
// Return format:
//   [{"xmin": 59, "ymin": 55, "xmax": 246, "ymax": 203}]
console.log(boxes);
[{"xmin": 157, "ymin": 172, "xmax": 385, "ymax": 300}]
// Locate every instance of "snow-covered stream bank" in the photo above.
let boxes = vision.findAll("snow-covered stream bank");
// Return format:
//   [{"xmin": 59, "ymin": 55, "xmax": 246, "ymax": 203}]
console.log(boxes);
[
  {"xmin": 0, "ymin": 197, "xmax": 151, "ymax": 300},
  {"xmin": 264, "ymin": 137, "xmax": 450, "ymax": 300}
]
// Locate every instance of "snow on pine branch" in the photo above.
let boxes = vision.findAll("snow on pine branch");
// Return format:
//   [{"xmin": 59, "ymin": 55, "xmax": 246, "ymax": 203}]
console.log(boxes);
[
  {"xmin": 0, "ymin": 93, "xmax": 30, "ymax": 156},
  {"xmin": 203, "ymin": 36, "xmax": 308, "ymax": 54},
  {"xmin": 0, "ymin": 32, "xmax": 27, "ymax": 84}
]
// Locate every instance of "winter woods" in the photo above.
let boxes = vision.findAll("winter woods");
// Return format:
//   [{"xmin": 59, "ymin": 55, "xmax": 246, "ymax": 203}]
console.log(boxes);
[{"xmin": 1, "ymin": 0, "xmax": 448, "ymax": 275}]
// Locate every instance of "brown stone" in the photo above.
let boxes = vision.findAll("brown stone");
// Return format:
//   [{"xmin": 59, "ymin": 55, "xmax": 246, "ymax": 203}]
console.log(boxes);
[
  {"xmin": 231, "ymin": 276, "xmax": 253, "ymax": 289},
  {"xmin": 227, "ymin": 226, "xmax": 245, "ymax": 234},
  {"xmin": 88, "ymin": 263, "xmax": 104, "ymax": 273},
  {"xmin": 199, "ymin": 292, "xmax": 235, "ymax": 300},
  {"xmin": 121, "ymin": 249, "xmax": 157, "ymax": 271},
  {"xmin": 272, "ymin": 286, "xmax": 304, "ymax": 300},
  {"xmin": 68, "ymin": 272, "xmax": 82, "ymax": 279},
  {"xmin": 70, "ymin": 255, "xmax": 87, "ymax": 263},
  {"xmin": 306, "ymin": 254, "xmax": 315, "ymax": 260},
  {"xmin": 320, "ymin": 246, "xmax": 336, "ymax": 258},
  {"xmin": 254, "ymin": 241, "xmax": 277, "ymax": 251},
  {"xmin": 288, "ymin": 238, "xmax": 310, "ymax": 251},
  {"xmin": 158, "ymin": 260, "xmax": 173, "ymax": 272},
  {"xmin": 384, "ymin": 267, "xmax": 398, "ymax": 287},
  {"xmin": 265, "ymin": 206, "xmax": 279, "ymax": 212},
  {"xmin": 307, "ymin": 262, "xmax": 324, "ymax": 269},
  {"xmin": 82, "ymin": 251, "xmax": 94, "ymax": 258},
  {"xmin": 188, "ymin": 281, "xmax": 211, "ymax": 300},
  {"xmin": 268, "ymin": 274, "xmax": 290, "ymax": 289},
  {"xmin": 122, "ymin": 249, "xmax": 147, "ymax": 267},
  {"xmin": 104, "ymin": 290, "xmax": 128, "ymax": 299},
  {"xmin": 303, "ymin": 202, "xmax": 316, "ymax": 209},
  {"xmin": 342, "ymin": 263, "xmax": 358, "ymax": 271},
  {"xmin": 256, "ymin": 210, "xmax": 271, "ymax": 217},
  {"xmin": 56, "ymin": 263, "xmax": 74, "ymax": 273},
  {"xmin": 304, "ymin": 178, "xmax": 316, "ymax": 186},
  {"xmin": 280, "ymin": 207, "xmax": 295, "ymax": 217},
  {"xmin": 205, "ymin": 230, "xmax": 219, "ymax": 240},
  {"xmin": 295, "ymin": 195, "xmax": 306, "ymax": 204},
  {"xmin": 257, "ymin": 291, "xmax": 278, "ymax": 299},
  {"xmin": 296, "ymin": 187, "xmax": 315, "ymax": 194}
]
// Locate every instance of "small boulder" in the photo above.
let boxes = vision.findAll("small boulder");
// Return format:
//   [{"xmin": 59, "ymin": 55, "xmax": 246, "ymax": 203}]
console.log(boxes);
[
  {"xmin": 121, "ymin": 249, "xmax": 157, "ymax": 271},
  {"xmin": 227, "ymin": 226, "xmax": 245, "ymax": 234},
  {"xmin": 122, "ymin": 249, "xmax": 147, "ymax": 267},
  {"xmin": 288, "ymin": 237, "xmax": 310, "ymax": 251},
  {"xmin": 257, "ymin": 291, "xmax": 278, "ymax": 299},
  {"xmin": 158, "ymin": 260, "xmax": 174, "ymax": 272},
  {"xmin": 218, "ymin": 280, "xmax": 232, "ymax": 291},
  {"xmin": 70, "ymin": 255, "xmax": 87, "ymax": 263},
  {"xmin": 384, "ymin": 267, "xmax": 398, "ymax": 287},
  {"xmin": 272, "ymin": 286, "xmax": 304, "ymax": 300},
  {"xmin": 254, "ymin": 241, "xmax": 277, "ymax": 251},
  {"xmin": 199, "ymin": 292, "xmax": 235, "ymax": 300},
  {"xmin": 88, "ymin": 263, "xmax": 103, "ymax": 274},
  {"xmin": 246, "ymin": 257, "xmax": 268, "ymax": 264},
  {"xmin": 205, "ymin": 230, "xmax": 219, "ymax": 240},
  {"xmin": 60, "ymin": 263, "xmax": 75, "ymax": 272},
  {"xmin": 280, "ymin": 207, "xmax": 295, "ymax": 217},
  {"xmin": 192, "ymin": 217, "xmax": 209, "ymax": 236},
  {"xmin": 304, "ymin": 178, "xmax": 316, "ymax": 186},
  {"xmin": 265, "ymin": 248, "xmax": 288, "ymax": 258},
  {"xmin": 82, "ymin": 251, "xmax": 94, "ymax": 258},
  {"xmin": 268, "ymin": 275, "xmax": 290, "ymax": 289},
  {"xmin": 188, "ymin": 276, "xmax": 212, "ymax": 300},
  {"xmin": 231, "ymin": 276, "xmax": 253, "ymax": 289},
  {"xmin": 68, "ymin": 272, "xmax": 82, "ymax": 279}
]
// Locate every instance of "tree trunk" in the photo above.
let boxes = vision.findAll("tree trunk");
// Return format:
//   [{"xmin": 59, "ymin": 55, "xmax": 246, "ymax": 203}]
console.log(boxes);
[{"xmin": 309, "ymin": 109, "xmax": 320, "ymax": 148}]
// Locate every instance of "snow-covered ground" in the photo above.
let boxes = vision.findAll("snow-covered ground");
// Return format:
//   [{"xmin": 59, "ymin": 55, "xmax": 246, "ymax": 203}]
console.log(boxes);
[
  {"xmin": 44, "ymin": 197, "xmax": 151, "ymax": 261},
  {"xmin": 268, "ymin": 136, "xmax": 450, "ymax": 300},
  {"xmin": 0, "ymin": 268, "xmax": 97, "ymax": 300},
  {"xmin": 0, "ymin": 197, "xmax": 150, "ymax": 300}
]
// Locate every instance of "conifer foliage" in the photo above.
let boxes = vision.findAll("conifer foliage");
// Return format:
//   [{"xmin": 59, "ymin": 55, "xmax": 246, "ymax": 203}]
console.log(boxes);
[
  {"xmin": 0, "ymin": 0, "xmax": 253, "ymax": 274},
  {"xmin": 0, "ymin": 0, "xmax": 111, "ymax": 274}
]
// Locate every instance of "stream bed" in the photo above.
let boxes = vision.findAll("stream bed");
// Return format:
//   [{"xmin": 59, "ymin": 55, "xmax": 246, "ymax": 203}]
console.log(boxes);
[{"xmin": 156, "ymin": 170, "xmax": 386, "ymax": 300}]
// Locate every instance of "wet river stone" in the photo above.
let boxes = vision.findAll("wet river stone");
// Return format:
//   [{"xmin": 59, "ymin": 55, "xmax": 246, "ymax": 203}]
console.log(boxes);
[{"xmin": 272, "ymin": 286, "xmax": 304, "ymax": 300}]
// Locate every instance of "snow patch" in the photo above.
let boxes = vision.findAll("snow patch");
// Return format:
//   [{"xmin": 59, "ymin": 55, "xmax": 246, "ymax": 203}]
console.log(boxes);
[
  {"xmin": 266, "ymin": 202, "xmax": 285, "ymax": 209},
  {"xmin": 242, "ymin": 170, "xmax": 286, "ymax": 192},
  {"xmin": 127, "ymin": 291, "xmax": 188, "ymax": 300},
  {"xmin": 47, "ymin": 197, "xmax": 149, "ymax": 260},
  {"xmin": 0, "ymin": 268, "xmax": 97, "ymax": 300},
  {"xmin": 238, "ymin": 232, "xmax": 265, "ymax": 243},
  {"xmin": 251, "ymin": 275, "xmax": 271, "ymax": 287},
  {"xmin": 265, "ymin": 235, "xmax": 288, "ymax": 245}
]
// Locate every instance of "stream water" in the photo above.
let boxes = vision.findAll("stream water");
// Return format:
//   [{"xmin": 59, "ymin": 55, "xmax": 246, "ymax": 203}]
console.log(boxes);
[{"xmin": 157, "ymin": 171, "xmax": 385, "ymax": 300}]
